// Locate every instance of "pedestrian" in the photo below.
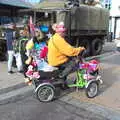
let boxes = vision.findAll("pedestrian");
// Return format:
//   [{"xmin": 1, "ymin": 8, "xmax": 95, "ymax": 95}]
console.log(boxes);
[
  {"xmin": 5, "ymin": 23, "xmax": 23, "ymax": 74},
  {"xmin": 19, "ymin": 29, "xmax": 29, "ymax": 77},
  {"xmin": 47, "ymin": 22, "xmax": 85, "ymax": 79}
]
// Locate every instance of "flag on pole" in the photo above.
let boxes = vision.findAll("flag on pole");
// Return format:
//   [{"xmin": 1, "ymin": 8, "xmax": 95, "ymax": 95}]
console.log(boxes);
[{"xmin": 29, "ymin": 16, "xmax": 35, "ymax": 37}]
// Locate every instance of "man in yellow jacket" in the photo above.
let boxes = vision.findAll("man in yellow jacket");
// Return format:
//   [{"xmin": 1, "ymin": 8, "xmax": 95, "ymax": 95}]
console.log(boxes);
[{"xmin": 48, "ymin": 22, "xmax": 85, "ymax": 78}]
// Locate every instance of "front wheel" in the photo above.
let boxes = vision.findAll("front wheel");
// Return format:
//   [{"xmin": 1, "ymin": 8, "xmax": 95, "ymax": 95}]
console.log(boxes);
[
  {"xmin": 36, "ymin": 85, "xmax": 55, "ymax": 102},
  {"xmin": 86, "ymin": 81, "xmax": 98, "ymax": 98}
]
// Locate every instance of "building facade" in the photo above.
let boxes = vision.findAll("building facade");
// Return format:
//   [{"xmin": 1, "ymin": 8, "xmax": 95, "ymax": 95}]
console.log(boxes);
[
  {"xmin": 110, "ymin": 0, "xmax": 120, "ymax": 39},
  {"xmin": 101, "ymin": 0, "xmax": 120, "ymax": 39},
  {"xmin": 0, "ymin": 0, "xmax": 32, "ymax": 25}
]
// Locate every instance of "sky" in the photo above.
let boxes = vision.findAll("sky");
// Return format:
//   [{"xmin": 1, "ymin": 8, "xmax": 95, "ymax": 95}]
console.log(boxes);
[{"xmin": 25, "ymin": 0, "xmax": 40, "ymax": 3}]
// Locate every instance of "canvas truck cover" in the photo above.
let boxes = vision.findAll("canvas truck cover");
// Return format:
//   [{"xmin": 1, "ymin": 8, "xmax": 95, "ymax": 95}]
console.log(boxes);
[{"xmin": 56, "ymin": 5, "xmax": 109, "ymax": 31}]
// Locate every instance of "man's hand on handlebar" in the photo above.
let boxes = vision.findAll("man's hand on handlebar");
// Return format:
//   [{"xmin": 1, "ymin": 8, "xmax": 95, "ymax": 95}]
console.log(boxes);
[
  {"xmin": 79, "ymin": 47, "xmax": 86, "ymax": 57},
  {"xmin": 80, "ymin": 47, "xmax": 85, "ymax": 51}
]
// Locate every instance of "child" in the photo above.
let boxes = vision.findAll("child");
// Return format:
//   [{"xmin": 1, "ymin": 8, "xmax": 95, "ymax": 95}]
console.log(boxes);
[{"xmin": 25, "ymin": 28, "xmax": 50, "ymax": 85}]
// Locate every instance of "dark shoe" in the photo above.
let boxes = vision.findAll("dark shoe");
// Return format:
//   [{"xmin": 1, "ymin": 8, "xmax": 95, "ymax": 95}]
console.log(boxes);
[
  {"xmin": 18, "ymin": 70, "xmax": 23, "ymax": 73},
  {"xmin": 8, "ymin": 71, "xmax": 14, "ymax": 74}
]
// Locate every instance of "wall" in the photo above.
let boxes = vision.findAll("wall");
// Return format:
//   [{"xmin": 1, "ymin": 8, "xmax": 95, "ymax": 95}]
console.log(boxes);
[
  {"xmin": 110, "ymin": 0, "xmax": 120, "ymax": 16},
  {"xmin": 110, "ymin": 0, "xmax": 120, "ymax": 38}
]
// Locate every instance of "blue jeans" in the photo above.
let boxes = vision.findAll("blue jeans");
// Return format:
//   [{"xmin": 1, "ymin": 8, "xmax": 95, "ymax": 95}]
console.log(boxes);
[{"xmin": 8, "ymin": 50, "xmax": 23, "ymax": 71}]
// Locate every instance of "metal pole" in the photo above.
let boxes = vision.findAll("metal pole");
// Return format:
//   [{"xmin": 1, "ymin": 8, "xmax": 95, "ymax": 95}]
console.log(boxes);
[
  {"xmin": 33, "ymin": 11, "xmax": 36, "ymax": 24},
  {"xmin": 114, "ymin": 17, "xmax": 117, "ymax": 39}
]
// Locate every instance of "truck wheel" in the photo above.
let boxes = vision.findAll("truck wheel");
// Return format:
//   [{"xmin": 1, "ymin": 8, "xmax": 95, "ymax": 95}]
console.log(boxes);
[
  {"xmin": 79, "ymin": 39, "xmax": 90, "ymax": 56},
  {"xmin": 92, "ymin": 38, "xmax": 103, "ymax": 56}
]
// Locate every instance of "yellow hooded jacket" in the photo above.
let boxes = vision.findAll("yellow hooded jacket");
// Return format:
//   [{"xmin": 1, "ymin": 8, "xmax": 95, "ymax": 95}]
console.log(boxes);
[{"xmin": 48, "ymin": 33, "xmax": 83, "ymax": 66}]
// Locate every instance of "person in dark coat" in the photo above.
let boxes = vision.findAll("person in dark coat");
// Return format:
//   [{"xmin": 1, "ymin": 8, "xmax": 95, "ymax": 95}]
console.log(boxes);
[{"xmin": 5, "ymin": 23, "xmax": 23, "ymax": 74}]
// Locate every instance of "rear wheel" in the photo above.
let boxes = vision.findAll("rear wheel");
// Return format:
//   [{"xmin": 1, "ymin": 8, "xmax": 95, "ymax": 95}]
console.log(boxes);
[
  {"xmin": 86, "ymin": 81, "xmax": 98, "ymax": 98},
  {"xmin": 92, "ymin": 38, "xmax": 103, "ymax": 56},
  {"xmin": 36, "ymin": 85, "xmax": 55, "ymax": 102}
]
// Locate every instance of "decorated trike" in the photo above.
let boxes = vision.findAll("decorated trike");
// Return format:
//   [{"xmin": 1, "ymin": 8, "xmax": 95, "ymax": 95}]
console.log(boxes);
[{"xmin": 25, "ymin": 51, "xmax": 103, "ymax": 102}]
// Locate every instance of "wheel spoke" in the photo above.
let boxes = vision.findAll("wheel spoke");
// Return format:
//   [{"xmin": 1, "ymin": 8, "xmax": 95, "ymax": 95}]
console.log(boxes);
[
  {"xmin": 37, "ymin": 85, "xmax": 54, "ymax": 102},
  {"xmin": 87, "ymin": 82, "xmax": 98, "ymax": 98}
]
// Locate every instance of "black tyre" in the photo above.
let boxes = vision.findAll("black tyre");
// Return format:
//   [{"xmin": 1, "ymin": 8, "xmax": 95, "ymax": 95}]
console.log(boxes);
[
  {"xmin": 92, "ymin": 38, "xmax": 103, "ymax": 56},
  {"xmin": 36, "ymin": 85, "xmax": 55, "ymax": 102},
  {"xmin": 86, "ymin": 81, "xmax": 98, "ymax": 98}
]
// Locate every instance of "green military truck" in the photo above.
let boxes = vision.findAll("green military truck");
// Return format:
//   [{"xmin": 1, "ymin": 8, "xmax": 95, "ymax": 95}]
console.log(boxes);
[
  {"xmin": 34, "ymin": 4, "xmax": 109, "ymax": 56},
  {"xmin": 62, "ymin": 5, "xmax": 109, "ymax": 56}
]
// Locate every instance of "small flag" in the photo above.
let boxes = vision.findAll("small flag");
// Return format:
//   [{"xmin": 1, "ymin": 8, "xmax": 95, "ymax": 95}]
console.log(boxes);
[{"xmin": 29, "ymin": 16, "xmax": 35, "ymax": 37}]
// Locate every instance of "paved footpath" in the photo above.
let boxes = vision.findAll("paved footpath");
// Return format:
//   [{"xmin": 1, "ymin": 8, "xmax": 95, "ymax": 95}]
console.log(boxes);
[
  {"xmin": 63, "ymin": 53, "xmax": 120, "ymax": 120},
  {"xmin": 0, "ymin": 62, "xmax": 25, "ymax": 90},
  {"xmin": 0, "ymin": 61, "xmax": 32, "ymax": 105},
  {"xmin": 1, "ymin": 42, "xmax": 120, "ymax": 120}
]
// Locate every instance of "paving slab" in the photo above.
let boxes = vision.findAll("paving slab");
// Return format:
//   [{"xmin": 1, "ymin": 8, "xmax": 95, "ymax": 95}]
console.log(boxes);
[
  {"xmin": 0, "ymin": 62, "xmax": 25, "ymax": 92},
  {"xmin": 68, "ymin": 53, "xmax": 120, "ymax": 114}
]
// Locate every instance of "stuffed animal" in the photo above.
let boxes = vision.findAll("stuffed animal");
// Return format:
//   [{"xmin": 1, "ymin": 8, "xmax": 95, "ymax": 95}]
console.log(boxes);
[
  {"xmin": 26, "ymin": 64, "xmax": 40, "ymax": 79},
  {"xmin": 39, "ymin": 46, "xmax": 48, "ymax": 59},
  {"xmin": 25, "ymin": 65, "xmax": 34, "ymax": 78}
]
